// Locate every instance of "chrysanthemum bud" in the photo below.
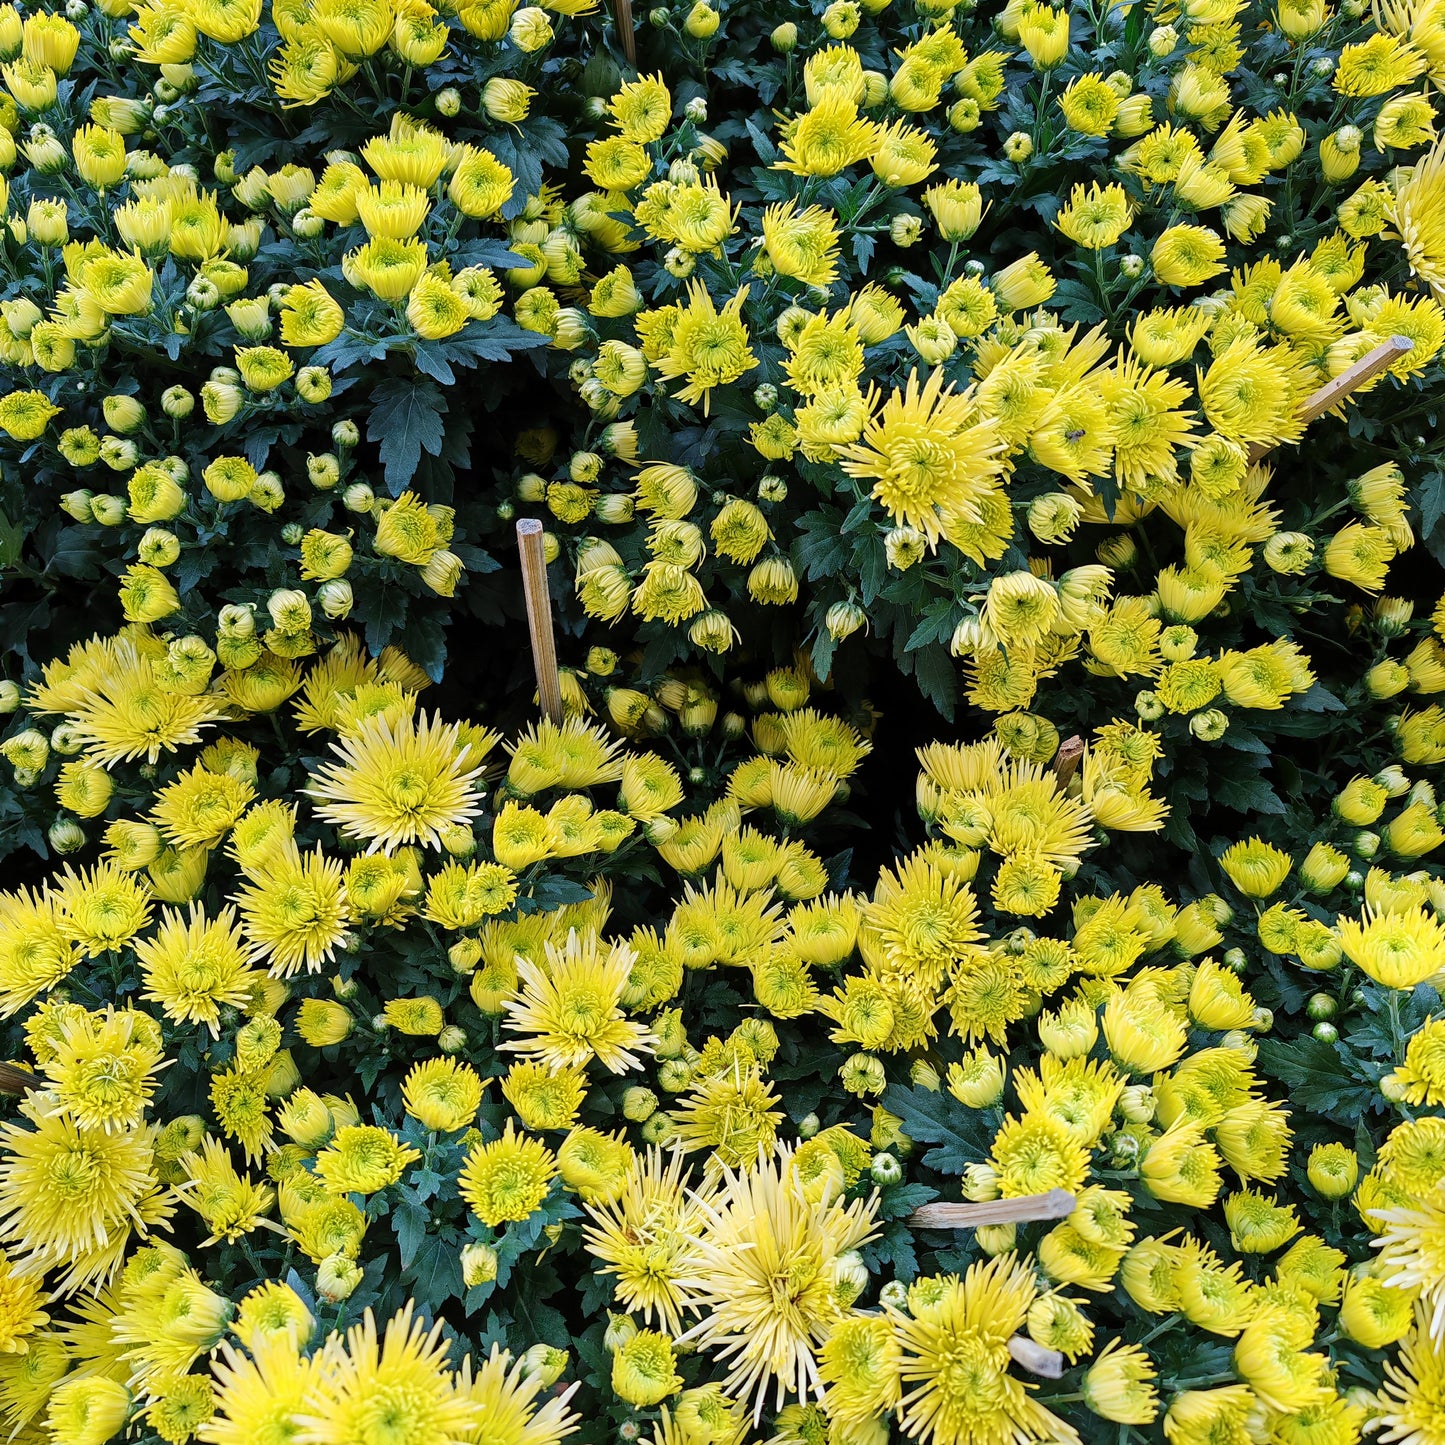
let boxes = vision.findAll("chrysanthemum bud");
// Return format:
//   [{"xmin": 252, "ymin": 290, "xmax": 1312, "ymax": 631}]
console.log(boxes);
[
  {"xmin": 1306, "ymin": 1142, "xmax": 1357, "ymax": 1198},
  {"xmin": 461, "ymin": 1242, "xmax": 498, "ymax": 1286},
  {"xmin": 1189, "ymin": 708, "xmax": 1228, "ymax": 741},
  {"xmin": 509, "ymin": 6, "xmax": 553, "ymax": 49},
  {"xmin": 313, "ymin": 579, "xmax": 351, "ymax": 620},
  {"xmin": 267, "ymin": 588, "xmax": 311, "ymax": 635},
  {"xmin": 101, "ymin": 394, "xmax": 145, "ymax": 433},
  {"xmin": 869, "ymin": 1152, "xmax": 902, "ymax": 1185},
  {"xmin": 1263, "ymin": 531, "xmax": 1314, "ymax": 575},
  {"xmin": 683, "ymin": 0, "xmax": 718, "ymax": 34},
  {"xmin": 482, "ymin": 77, "xmax": 534, "ymax": 123},
  {"xmin": 890, "ymin": 213, "xmax": 923, "ymax": 247},
  {"xmin": 137, "ymin": 527, "xmax": 180, "ymax": 567},
  {"xmin": 1027, "ymin": 492, "xmax": 1083, "ymax": 545},
  {"xmin": 1096, "ymin": 533, "xmax": 1136, "ymax": 569},
  {"xmin": 825, "ymin": 600, "xmax": 867, "ymax": 641},
  {"xmin": 47, "ymin": 817, "xmax": 86, "ymax": 853},
  {"xmin": 521, "ymin": 1344, "xmax": 568, "ymax": 1388},
  {"xmin": 89, "ymin": 494, "xmax": 128, "ymax": 526},
  {"xmin": 60, "ymin": 489, "xmax": 95, "ymax": 521},
  {"xmin": 316, "ymin": 1254, "xmax": 362, "ymax": 1302},
  {"xmin": 878, "ymin": 1280, "xmax": 908, "ymax": 1311}
]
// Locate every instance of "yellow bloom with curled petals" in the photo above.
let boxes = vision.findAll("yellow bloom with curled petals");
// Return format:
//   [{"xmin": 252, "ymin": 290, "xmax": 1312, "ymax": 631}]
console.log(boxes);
[
  {"xmin": 1339, "ymin": 903, "xmax": 1445, "ymax": 988},
  {"xmin": 841, "ymin": 369, "xmax": 1005, "ymax": 547}
]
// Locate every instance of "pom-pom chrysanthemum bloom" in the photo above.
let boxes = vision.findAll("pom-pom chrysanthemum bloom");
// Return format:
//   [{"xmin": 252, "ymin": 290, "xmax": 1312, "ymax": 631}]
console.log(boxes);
[
  {"xmin": 233, "ymin": 846, "xmax": 349, "ymax": 977},
  {"xmin": 52, "ymin": 862, "xmax": 154, "ymax": 958},
  {"xmin": 458, "ymin": 1122, "xmax": 557, "ymax": 1228},
  {"xmin": 841, "ymin": 368, "xmax": 1006, "ymax": 547},
  {"xmin": 313, "ymin": 1125, "xmax": 420, "ymax": 1196},
  {"xmin": 135, "ymin": 904, "xmax": 257, "ymax": 1035}
]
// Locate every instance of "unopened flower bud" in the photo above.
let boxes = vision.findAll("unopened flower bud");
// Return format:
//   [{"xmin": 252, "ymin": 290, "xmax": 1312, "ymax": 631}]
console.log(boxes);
[
  {"xmin": 461, "ymin": 1242, "xmax": 498, "ymax": 1286},
  {"xmin": 316, "ymin": 1254, "xmax": 363, "ymax": 1302}
]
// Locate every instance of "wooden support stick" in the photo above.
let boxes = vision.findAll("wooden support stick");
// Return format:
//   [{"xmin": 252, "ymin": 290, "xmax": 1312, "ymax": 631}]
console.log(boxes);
[
  {"xmin": 1053, "ymin": 735, "xmax": 1084, "ymax": 789},
  {"xmin": 613, "ymin": 0, "xmax": 636, "ymax": 65},
  {"xmin": 0, "ymin": 1063, "xmax": 36, "ymax": 1097},
  {"xmin": 907, "ymin": 1188, "xmax": 1076, "ymax": 1230},
  {"xmin": 1246, "ymin": 335, "xmax": 1414, "ymax": 465},
  {"xmin": 1008, "ymin": 1337, "xmax": 1065, "ymax": 1379},
  {"xmin": 517, "ymin": 519, "xmax": 564, "ymax": 724}
]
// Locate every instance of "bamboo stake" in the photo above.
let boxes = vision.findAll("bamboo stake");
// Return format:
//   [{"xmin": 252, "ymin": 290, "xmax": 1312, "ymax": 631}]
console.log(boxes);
[
  {"xmin": 1246, "ymin": 335, "xmax": 1413, "ymax": 465},
  {"xmin": 1053, "ymin": 735, "xmax": 1084, "ymax": 789},
  {"xmin": 612, "ymin": 0, "xmax": 636, "ymax": 65},
  {"xmin": 1008, "ymin": 1337, "xmax": 1065, "ymax": 1379},
  {"xmin": 517, "ymin": 519, "xmax": 564, "ymax": 724},
  {"xmin": 0, "ymin": 1063, "xmax": 36, "ymax": 1097},
  {"xmin": 906, "ymin": 1189, "xmax": 1076, "ymax": 1230}
]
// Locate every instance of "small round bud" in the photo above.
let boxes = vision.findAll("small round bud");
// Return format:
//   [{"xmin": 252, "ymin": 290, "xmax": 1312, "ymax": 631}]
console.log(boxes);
[
  {"xmin": 342, "ymin": 483, "xmax": 374, "ymax": 513},
  {"xmin": 622, "ymin": 1087, "xmax": 659, "ymax": 1122},
  {"xmin": 879, "ymin": 1280, "xmax": 909, "ymax": 1310},
  {"xmin": 460, "ymin": 1242, "xmax": 498, "ymax": 1286},
  {"xmin": 161, "ymin": 385, "xmax": 194, "ymax": 418},
  {"xmin": 317, "ymin": 580, "xmax": 353, "ymax": 620},
  {"xmin": 316, "ymin": 1254, "xmax": 363, "ymax": 1302},
  {"xmin": 870, "ymin": 1153, "xmax": 903, "ymax": 1186},
  {"xmin": 48, "ymin": 819, "xmax": 86, "ymax": 854},
  {"xmin": 1134, "ymin": 690, "xmax": 1164, "ymax": 721},
  {"xmin": 1306, "ymin": 1143, "xmax": 1357, "ymax": 1198}
]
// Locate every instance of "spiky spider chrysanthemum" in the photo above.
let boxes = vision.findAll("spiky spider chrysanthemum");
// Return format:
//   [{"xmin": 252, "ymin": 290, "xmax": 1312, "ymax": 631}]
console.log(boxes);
[
  {"xmin": 673, "ymin": 1145, "xmax": 879, "ymax": 1418},
  {"xmin": 500, "ymin": 929, "xmax": 655, "ymax": 1075},
  {"xmin": 308, "ymin": 710, "xmax": 485, "ymax": 854}
]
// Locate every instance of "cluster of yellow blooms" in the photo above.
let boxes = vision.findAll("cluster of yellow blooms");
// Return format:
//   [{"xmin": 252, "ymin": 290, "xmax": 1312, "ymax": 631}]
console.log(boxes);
[
  {"xmin": 390, "ymin": 1, "xmax": 1444, "ymax": 739},
  {"xmin": 1, "ymin": 0, "xmax": 1445, "ymax": 1431},
  {"xmin": 0, "ymin": 617, "xmax": 1434, "ymax": 1444}
]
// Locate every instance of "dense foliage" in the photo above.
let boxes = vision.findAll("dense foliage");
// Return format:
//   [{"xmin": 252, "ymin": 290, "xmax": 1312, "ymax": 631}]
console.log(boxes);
[{"xmin": 1, "ymin": 0, "xmax": 1445, "ymax": 1440}]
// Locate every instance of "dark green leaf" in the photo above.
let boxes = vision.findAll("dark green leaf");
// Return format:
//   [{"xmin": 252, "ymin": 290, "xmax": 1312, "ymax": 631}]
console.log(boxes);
[{"xmin": 368, "ymin": 378, "xmax": 448, "ymax": 494}]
